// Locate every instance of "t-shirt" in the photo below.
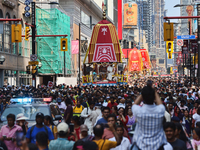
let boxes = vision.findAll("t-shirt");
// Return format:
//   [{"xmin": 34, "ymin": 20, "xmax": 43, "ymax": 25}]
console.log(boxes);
[
  {"xmin": 96, "ymin": 118, "xmax": 107, "ymax": 125},
  {"xmin": 26, "ymin": 126, "xmax": 54, "ymax": 144},
  {"xmin": 50, "ymin": 125, "xmax": 57, "ymax": 135},
  {"xmin": 64, "ymin": 105, "xmax": 73, "ymax": 124},
  {"xmin": 94, "ymin": 139, "xmax": 117, "ymax": 150},
  {"xmin": 169, "ymin": 139, "xmax": 187, "ymax": 150}
]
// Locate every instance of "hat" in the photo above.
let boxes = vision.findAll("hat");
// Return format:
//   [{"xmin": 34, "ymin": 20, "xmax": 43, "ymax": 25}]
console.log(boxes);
[
  {"xmin": 57, "ymin": 98, "xmax": 62, "ymax": 103},
  {"xmin": 171, "ymin": 116, "xmax": 180, "ymax": 122},
  {"xmin": 16, "ymin": 113, "xmax": 28, "ymax": 121},
  {"xmin": 80, "ymin": 124, "xmax": 88, "ymax": 132},
  {"xmin": 124, "ymin": 94, "xmax": 128, "ymax": 98},
  {"xmin": 118, "ymin": 96, "xmax": 122, "ymax": 99},
  {"xmin": 57, "ymin": 122, "xmax": 69, "ymax": 133},
  {"xmin": 36, "ymin": 112, "xmax": 44, "ymax": 119}
]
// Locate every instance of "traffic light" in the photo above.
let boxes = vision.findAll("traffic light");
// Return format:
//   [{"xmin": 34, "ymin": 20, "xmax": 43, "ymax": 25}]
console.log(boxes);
[
  {"xmin": 60, "ymin": 38, "xmax": 68, "ymax": 51},
  {"xmin": 32, "ymin": 65, "xmax": 38, "ymax": 75},
  {"xmin": 26, "ymin": 66, "xmax": 30, "ymax": 74},
  {"xmin": 166, "ymin": 41, "xmax": 174, "ymax": 53},
  {"xmin": 11, "ymin": 24, "xmax": 22, "ymax": 43},
  {"xmin": 164, "ymin": 22, "xmax": 174, "ymax": 41},
  {"xmin": 25, "ymin": 27, "xmax": 30, "ymax": 41}
]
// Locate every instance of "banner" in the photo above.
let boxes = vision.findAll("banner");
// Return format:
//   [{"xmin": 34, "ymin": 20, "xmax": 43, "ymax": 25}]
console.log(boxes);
[
  {"xmin": 140, "ymin": 49, "xmax": 151, "ymax": 69},
  {"xmin": 71, "ymin": 40, "xmax": 79, "ymax": 54},
  {"xmin": 123, "ymin": 3, "xmax": 137, "ymax": 27}
]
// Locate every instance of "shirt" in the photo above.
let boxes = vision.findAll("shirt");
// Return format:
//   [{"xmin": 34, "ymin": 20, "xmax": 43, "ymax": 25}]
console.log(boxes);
[
  {"xmin": 49, "ymin": 138, "xmax": 75, "ymax": 150},
  {"xmin": 169, "ymin": 139, "xmax": 187, "ymax": 150},
  {"xmin": 94, "ymin": 139, "xmax": 117, "ymax": 150},
  {"xmin": 132, "ymin": 104, "xmax": 167, "ymax": 150},
  {"xmin": 96, "ymin": 117, "xmax": 107, "ymax": 125},
  {"xmin": 56, "ymin": 102, "xmax": 66, "ymax": 110},
  {"xmin": 0, "ymin": 124, "xmax": 22, "ymax": 150},
  {"xmin": 64, "ymin": 105, "xmax": 73, "ymax": 124},
  {"xmin": 109, "ymin": 137, "xmax": 130, "ymax": 150},
  {"xmin": 26, "ymin": 126, "xmax": 54, "ymax": 144}
]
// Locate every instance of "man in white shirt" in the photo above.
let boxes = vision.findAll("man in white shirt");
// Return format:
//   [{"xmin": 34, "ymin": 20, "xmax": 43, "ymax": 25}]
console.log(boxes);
[
  {"xmin": 109, "ymin": 125, "xmax": 130, "ymax": 150},
  {"xmin": 80, "ymin": 101, "xmax": 95, "ymax": 134},
  {"xmin": 132, "ymin": 81, "xmax": 168, "ymax": 150},
  {"xmin": 56, "ymin": 98, "xmax": 66, "ymax": 110}
]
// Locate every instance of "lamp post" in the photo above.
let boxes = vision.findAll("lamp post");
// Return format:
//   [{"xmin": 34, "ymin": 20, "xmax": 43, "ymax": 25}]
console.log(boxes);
[{"xmin": 0, "ymin": 55, "xmax": 5, "ymax": 65}]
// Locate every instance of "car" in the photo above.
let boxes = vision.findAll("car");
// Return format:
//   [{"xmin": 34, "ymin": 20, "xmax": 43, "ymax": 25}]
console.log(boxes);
[{"xmin": 0, "ymin": 98, "xmax": 62, "ymax": 128}]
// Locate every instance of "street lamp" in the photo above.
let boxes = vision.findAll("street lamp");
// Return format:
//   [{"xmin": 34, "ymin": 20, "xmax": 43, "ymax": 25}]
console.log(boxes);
[
  {"xmin": 0, "ymin": 55, "xmax": 5, "ymax": 65},
  {"xmin": 38, "ymin": 62, "xmax": 42, "ymax": 69}
]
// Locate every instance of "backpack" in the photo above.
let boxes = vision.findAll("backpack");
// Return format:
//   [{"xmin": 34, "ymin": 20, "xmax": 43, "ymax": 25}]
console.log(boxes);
[{"xmin": 30, "ymin": 125, "xmax": 48, "ymax": 142}]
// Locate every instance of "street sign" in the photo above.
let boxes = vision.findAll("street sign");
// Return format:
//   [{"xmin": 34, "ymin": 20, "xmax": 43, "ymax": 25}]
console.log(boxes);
[
  {"xmin": 182, "ymin": 40, "xmax": 188, "ymax": 54},
  {"xmin": 177, "ymin": 39, "xmax": 183, "ymax": 46},
  {"xmin": 24, "ymin": 0, "xmax": 30, "ymax": 5},
  {"xmin": 28, "ymin": 61, "xmax": 39, "ymax": 65},
  {"xmin": 30, "ymin": 54, "xmax": 37, "ymax": 61},
  {"xmin": 25, "ymin": 6, "xmax": 30, "ymax": 11},
  {"xmin": 47, "ymin": 81, "xmax": 53, "ymax": 88},
  {"xmin": 25, "ymin": 12, "xmax": 30, "ymax": 18},
  {"xmin": 177, "ymin": 35, "xmax": 196, "ymax": 39},
  {"xmin": 194, "ymin": 0, "xmax": 200, "ymax": 3}
]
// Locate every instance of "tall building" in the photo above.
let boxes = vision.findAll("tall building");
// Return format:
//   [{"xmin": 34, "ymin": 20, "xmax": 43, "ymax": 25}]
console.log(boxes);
[{"xmin": 147, "ymin": 0, "xmax": 166, "ymax": 74}]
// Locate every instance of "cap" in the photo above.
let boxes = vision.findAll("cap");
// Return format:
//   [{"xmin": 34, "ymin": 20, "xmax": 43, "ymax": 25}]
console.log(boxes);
[
  {"xmin": 124, "ymin": 94, "xmax": 128, "ymax": 98},
  {"xmin": 57, "ymin": 122, "xmax": 69, "ymax": 133},
  {"xmin": 36, "ymin": 112, "xmax": 44, "ymax": 119},
  {"xmin": 80, "ymin": 124, "xmax": 88, "ymax": 132},
  {"xmin": 171, "ymin": 116, "xmax": 180, "ymax": 122},
  {"xmin": 57, "ymin": 98, "xmax": 62, "ymax": 103},
  {"xmin": 118, "ymin": 96, "xmax": 122, "ymax": 99},
  {"xmin": 16, "ymin": 113, "xmax": 28, "ymax": 121}
]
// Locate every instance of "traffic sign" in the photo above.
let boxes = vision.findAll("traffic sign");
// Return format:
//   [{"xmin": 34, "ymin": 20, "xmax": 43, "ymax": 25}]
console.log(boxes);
[
  {"xmin": 48, "ymin": 81, "xmax": 53, "ymax": 88},
  {"xmin": 177, "ymin": 35, "xmax": 196, "ymax": 39},
  {"xmin": 30, "ymin": 54, "xmax": 37, "ymax": 61},
  {"xmin": 25, "ymin": 12, "xmax": 30, "ymax": 17},
  {"xmin": 24, "ymin": 0, "xmax": 30, "ymax": 5},
  {"xmin": 29, "ymin": 61, "xmax": 39, "ymax": 65},
  {"xmin": 194, "ymin": 0, "xmax": 200, "ymax": 3},
  {"xmin": 25, "ymin": 6, "xmax": 30, "ymax": 11},
  {"xmin": 177, "ymin": 39, "xmax": 183, "ymax": 46}
]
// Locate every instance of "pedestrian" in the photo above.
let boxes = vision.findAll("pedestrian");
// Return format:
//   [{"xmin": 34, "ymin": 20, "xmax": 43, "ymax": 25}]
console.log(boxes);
[
  {"xmin": 16, "ymin": 113, "xmax": 28, "ymax": 135},
  {"xmin": 79, "ymin": 124, "xmax": 94, "ymax": 141},
  {"xmin": 96, "ymin": 107, "xmax": 110, "ymax": 125},
  {"xmin": 26, "ymin": 112, "xmax": 54, "ymax": 144},
  {"xmin": 56, "ymin": 97, "xmax": 66, "ymax": 110},
  {"xmin": 0, "ymin": 97, "xmax": 8, "ymax": 115},
  {"xmin": 49, "ymin": 122, "xmax": 75, "ymax": 150},
  {"xmin": 80, "ymin": 101, "xmax": 95, "ymax": 134},
  {"xmin": 44, "ymin": 115, "xmax": 57, "ymax": 139},
  {"xmin": 93, "ymin": 124, "xmax": 121, "ymax": 150},
  {"xmin": 126, "ymin": 108, "xmax": 136, "ymax": 132},
  {"xmin": 131, "ymin": 81, "xmax": 168, "ymax": 150},
  {"xmin": 191, "ymin": 128, "xmax": 200, "ymax": 150},
  {"xmin": 164, "ymin": 122, "xmax": 186, "ymax": 150},
  {"xmin": 109, "ymin": 125, "xmax": 131, "ymax": 150},
  {"xmin": 36, "ymin": 131, "xmax": 49, "ymax": 150},
  {"xmin": 0, "ymin": 114, "xmax": 22, "ymax": 150},
  {"xmin": 193, "ymin": 107, "xmax": 200, "ymax": 127},
  {"xmin": 102, "ymin": 114, "xmax": 129, "ymax": 139},
  {"xmin": 107, "ymin": 97, "xmax": 118, "ymax": 111},
  {"xmin": 64, "ymin": 98, "xmax": 73, "ymax": 124},
  {"xmin": 71, "ymin": 116, "xmax": 81, "ymax": 140},
  {"xmin": 73, "ymin": 100, "xmax": 84, "ymax": 117}
]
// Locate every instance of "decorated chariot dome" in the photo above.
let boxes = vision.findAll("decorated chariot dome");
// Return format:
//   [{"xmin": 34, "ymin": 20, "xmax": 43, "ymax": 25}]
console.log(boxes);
[{"xmin": 83, "ymin": 11, "xmax": 123, "ymax": 64}]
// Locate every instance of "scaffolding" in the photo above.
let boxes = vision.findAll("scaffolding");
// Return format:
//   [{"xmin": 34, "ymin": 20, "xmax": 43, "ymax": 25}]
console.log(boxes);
[{"xmin": 36, "ymin": 8, "xmax": 71, "ymax": 75}]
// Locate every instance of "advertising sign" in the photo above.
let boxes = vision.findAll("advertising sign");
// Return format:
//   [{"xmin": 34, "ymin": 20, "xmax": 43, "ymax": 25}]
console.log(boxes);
[
  {"xmin": 71, "ymin": 40, "xmax": 79, "ymax": 54},
  {"xmin": 123, "ymin": 3, "xmax": 137, "ymax": 27},
  {"xmin": 182, "ymin": 40, "xmax": 188, "ymax": 54}
]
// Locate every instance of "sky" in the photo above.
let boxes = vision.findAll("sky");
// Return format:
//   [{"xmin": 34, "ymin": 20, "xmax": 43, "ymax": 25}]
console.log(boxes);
[{"xmin": 165, "ymin": 0, "xmax": 180, "ymax": 22}]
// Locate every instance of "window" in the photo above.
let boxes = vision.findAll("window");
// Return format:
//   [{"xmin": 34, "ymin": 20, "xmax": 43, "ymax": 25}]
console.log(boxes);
[
  {"xmin": 4, "ymin": 13, "xmax": 11, "ymax": 53},
  {"xmin": 159, "ymin": 59, "xmax": 164, "ymax": 64},
  {"xmin": 81, "ymin": 11, "xmax": 92, "ymax": 29}
]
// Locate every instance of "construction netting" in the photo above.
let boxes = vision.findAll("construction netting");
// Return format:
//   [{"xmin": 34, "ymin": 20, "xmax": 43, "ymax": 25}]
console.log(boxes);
[{"xmin": 36, "ymin": 8, "xmax": 71, "ymax": 74}]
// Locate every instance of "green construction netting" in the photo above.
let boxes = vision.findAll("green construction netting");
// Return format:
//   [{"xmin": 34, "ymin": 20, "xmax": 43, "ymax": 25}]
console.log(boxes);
[{"xmin": 36, "ymin": 8, "xmax": 71, "ymax": 74}]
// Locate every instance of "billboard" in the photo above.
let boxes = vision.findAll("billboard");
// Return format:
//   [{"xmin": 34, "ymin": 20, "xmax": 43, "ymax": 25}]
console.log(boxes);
[
  {"xmin": 123, "ymin": 3, "xmax": 137, "ymax": 27},
  {"xmin": 71, "ymin": 40, "xmax": 79, "ymax": 54}
]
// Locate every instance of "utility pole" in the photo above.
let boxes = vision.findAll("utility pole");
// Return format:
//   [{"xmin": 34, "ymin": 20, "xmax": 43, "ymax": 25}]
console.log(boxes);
[
  {"xmin": 31, "ymin": 2, "xmax": 36, "ymax": 87},
  {"xmin": 198, "ymin": 4, "xmax": 200, "ymax": 86}
]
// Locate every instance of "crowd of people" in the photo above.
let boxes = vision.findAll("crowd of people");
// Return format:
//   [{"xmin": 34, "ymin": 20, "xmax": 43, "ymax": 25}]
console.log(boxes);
[{"xmin": 0, "ymin": 77, "xmax": 200, "ymax": 149}]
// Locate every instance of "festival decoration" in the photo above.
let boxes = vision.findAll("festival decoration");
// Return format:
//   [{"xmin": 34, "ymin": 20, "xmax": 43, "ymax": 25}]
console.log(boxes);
[
  {"xmin": 128, "ymin": 48, "xmax": 143, "ymax": 72},
  {"xmin": 85, "ymin": 20, "xmax": 122, "ymax": 63},
  {"xmin": 140, "ymin": 49, "xmax": 151, "ymax": 69}
]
